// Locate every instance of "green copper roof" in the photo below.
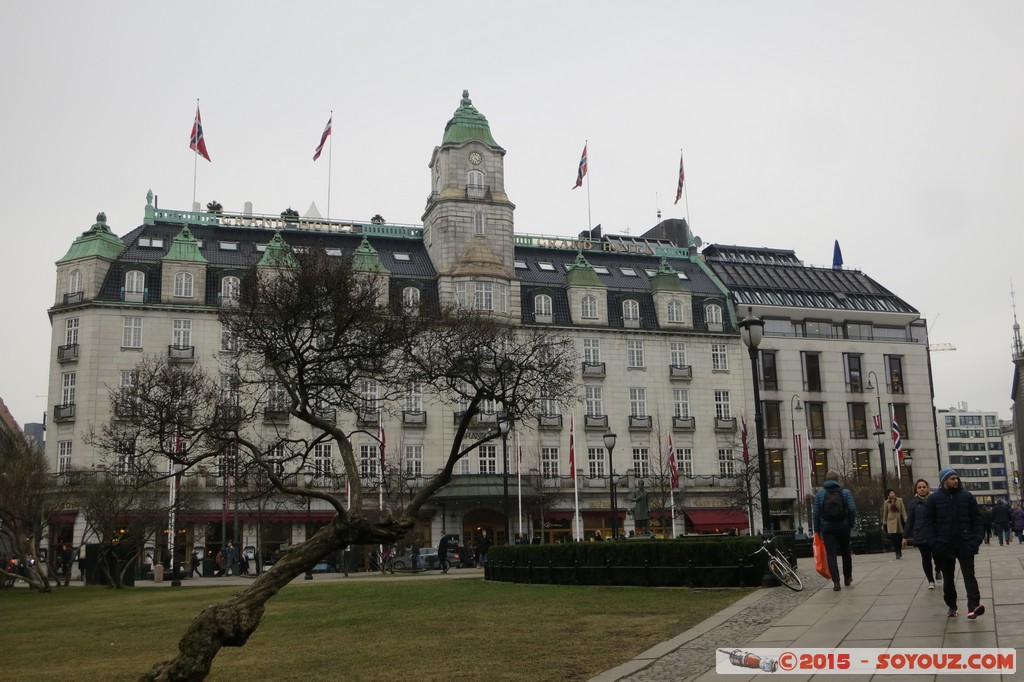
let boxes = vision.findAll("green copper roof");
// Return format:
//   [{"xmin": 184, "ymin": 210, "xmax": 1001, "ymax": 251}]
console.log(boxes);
[
  {"xmin": 442, "ymin": 90, "xmax": 500, "ymax": 148},
  {"xmin": 565, "ymin": 253, "xmax": 604, "ymax": 288},
  {"xmin": 257, "ymin": 232, "xmax": 297, "ymax": 268},
  {"xmin": 163, "ymin": 226, "xmax": 207, "ymax": 263},
  {"xmin": 57, "ymin": 212, "xmax": 125, "ymax": 264},
  {"xmin": 650, "ymin": 257, "xmax": 686, "ymax": 292},
  {"xmin": 352, "ymin": 236, "xmax": 390, "ymax": 274}
]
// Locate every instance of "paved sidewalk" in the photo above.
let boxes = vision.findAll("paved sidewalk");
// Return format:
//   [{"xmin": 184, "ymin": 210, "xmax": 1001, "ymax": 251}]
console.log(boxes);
[{"xmin": 592, "ymin": 541, "xmax": 1024, "ymax": 681}]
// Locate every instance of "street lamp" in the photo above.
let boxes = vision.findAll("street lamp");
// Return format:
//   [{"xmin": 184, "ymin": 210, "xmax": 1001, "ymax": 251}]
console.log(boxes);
[
  {"xmin": 865, "ymin": 371, "xmax": 890, "ymax": 497},
  {"xmin": 902, "ymin": 452, "xmax": 913, "ymax": 480},
  {"xmin": 499, "ymin": 418, "xmax": 511, "ymax": 545},
  {"xmin": 738, "ymin": 307, "xmax": 771, "ymax": 535},
  {"xmin": 604, "ymin": 433, "xmax": 618, "ymax": 540},
  {"xmin": 302, "ymin": 469, "xmax": 315, "ymax": 580},
  {"xmin": 790, "ymin": 395, "xmax": 804, "ymax": 533}
]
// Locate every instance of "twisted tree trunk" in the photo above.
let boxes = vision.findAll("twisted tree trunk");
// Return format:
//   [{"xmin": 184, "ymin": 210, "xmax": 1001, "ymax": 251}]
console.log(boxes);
[{"xmin": 139, "ymin": 515, "xmax": 406, "ymax": 682}]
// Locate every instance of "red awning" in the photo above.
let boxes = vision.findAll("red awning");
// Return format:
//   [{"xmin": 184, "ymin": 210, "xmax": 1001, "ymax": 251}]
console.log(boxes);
[{"xmin": 685, "ymin": 509, "xmax": 749, "ymax": 532}]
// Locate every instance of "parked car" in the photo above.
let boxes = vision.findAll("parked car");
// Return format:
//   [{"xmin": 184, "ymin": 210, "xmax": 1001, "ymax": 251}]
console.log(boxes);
[
  {"xmin": 439, "ymin": 535, "xmax": 475, "ymax": 568},
  {"xmin": 392, "ymin": 547, "xmax": 439, "ymax": 571}
]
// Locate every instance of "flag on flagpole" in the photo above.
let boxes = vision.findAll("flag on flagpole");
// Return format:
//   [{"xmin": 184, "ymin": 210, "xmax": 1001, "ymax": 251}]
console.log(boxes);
[
  {"xmin": 891, "ymin": 407, "xmax": 904, "ymax": 468},
  {"xmin": 313, "ymin": 115, "xmax": 332, "ymax": 161},
  {"xmin": 377, "ymin": 412, "xmax": 386, "ymax": 474},
  {"xmin": 666, "ymin": 433, "xmax": 678, "ymax": 489},
  {"xmin": 572, "ymin": 143, "xmax": 588, "ymax": 189},
  {"xmin": 674, "ymin": 152, "xmax": 685, "ymax": 205},
  {"xmin": 189, "ymin": 103, "xmax": 211, "ymax": 162},
  {"xmin": 832, "ymin": 239, "xmax": 844, "ymax": 269},
  {"xmin": 568, "ymin": 414, "xmax": 576, "ymax": 479},
  {"xmin": 872, "ymin": 413, "xmax": 882, "ymax": 433},
  {"xmin": 741, "ymin": 415, "xmax": 749, "ymax": 464}
]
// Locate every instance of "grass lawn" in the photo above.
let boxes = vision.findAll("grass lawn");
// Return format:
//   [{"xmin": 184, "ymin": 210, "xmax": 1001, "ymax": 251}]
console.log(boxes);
[{"xmin": 1, "ymin": 577, "xmax": 751, "ymax": 681}]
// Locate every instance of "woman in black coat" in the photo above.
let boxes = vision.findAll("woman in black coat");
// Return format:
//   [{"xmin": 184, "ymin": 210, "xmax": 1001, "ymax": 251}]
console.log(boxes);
[{"xmin": 902, "ymin": 479, "xmax": 941, "ymax": 588}]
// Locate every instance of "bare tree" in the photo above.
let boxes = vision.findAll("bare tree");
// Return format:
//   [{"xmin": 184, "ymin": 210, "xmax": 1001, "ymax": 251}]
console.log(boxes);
[{"xmin": 0, "ymin": 428, "xmax": 53, "ymax": 591}]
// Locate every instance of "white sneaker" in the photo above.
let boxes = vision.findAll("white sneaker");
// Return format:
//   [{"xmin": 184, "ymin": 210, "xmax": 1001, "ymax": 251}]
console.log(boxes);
[{"xmin": 928, "ymin": 582, "xmax": 936, "ymax": 590}]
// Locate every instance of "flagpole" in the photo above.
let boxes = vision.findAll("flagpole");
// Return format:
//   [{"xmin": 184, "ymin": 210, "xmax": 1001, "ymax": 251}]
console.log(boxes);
[
  {"xmin": 585, "ymin": 141, "xmax": 592, "ymax": 231},
  {"xmin": 326, "ymin": 109, "xmax": 333, "ymax": 220},
  {"xmin": 681, "ymin": 149, "xmax": 692, "ymax": 227},
  {"xmin": 516, "ymin": 431, "xmax": 523, "ymax": 537},
  {"xmin": 571, "ymin": 414, "xmax": 581, "ymax": 542}
]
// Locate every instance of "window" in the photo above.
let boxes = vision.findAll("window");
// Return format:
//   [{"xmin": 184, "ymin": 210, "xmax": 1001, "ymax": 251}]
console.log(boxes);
[
  {"xmin": 65, "ymin": 318, "xmax": 79, "ymax": 346},
  {"xmin": 804, "ymin": 320, "xmax": 833, "ymax": 338},
  {"xmin": 312, "ymin": 443, "xmax": 333, "ymax": 478},
  {"xmin": 467, "ymin": 169, "xmax": 484, "ymax": 189},
  {"xmin": 620, "ymin": 267, "xmax": 638, "ymax": 277},
  {"xmin": 68, "ymin": 270, "xmax": 83, "ymax": 294},
  {"xmin": 479, "ymin": 444, "xmax": 498, "ymax": 474},
  {"xmin": 848, "ymin": 403, "xmax": 868, "ymax": 439},
  {"xmin": 122, "ymin": 316, "xmax": 143, "ymax": 348},
  {"xmin": 672, "ymin": 388, "xmax": 690, "ymax": 418},
  {"xmin": 402, "ymin": 286, "xmax": 421, "ymax": 315},
  {"xmin": 172, "ymin": 319, "xmax": 192, "ymax": 348},
  {"xmin": 359, "ymin": 380, "xmax": 379, "ymax": 412},
  {"xmin": 670, "ymin": 341, "xmax": 686, "ymax": 367},
  {"xmin": 359, "ymin": 443, "xmax": 379, "ymax": 479},
  {"xmin": 458, "ymin": 457, "xmax": 471, "ymax": 475},
  {"xmin": 632, "ymin": 447, "xmax": 650, "ymax": 478},
  {"xmin": 221, "ymin": 324, "xmax": 239, "ymax": 352},
  {"xmin": 810, "ymin": 449, "xmax": 829, "ymax": 487},
  {"xmin": 514, "ymin": 260, "xmax": 527, "ymax": 269},
  {"xmin": 405, "ymin": 382, "xmax": 423, "ymax": 412},
  {"xmin": 853, "ymin": 449, "xmax": 872, "ymax": 480},
  {"xmin": 763, "ymin": 401, "xmax": 782, "ymax": 438},
  {"xmin": 711, "ymin": 343, "xmax": 728, "ymax": 371},
  {"xmin": 219, "ymin": 241, "xmax": 239, "ymax": 251},
  {"xmin": 622, "ymin": 299, "xmax": 640, "ymax": 322},
  {"xmin": 173, "ymin": 272, "xmax": 194, "ymax": 298},
  {"xmin": 541, "ymin": 447, "xmax": 560, "ymax": 478},
  {"xmin": 58, "ymin": 441, "xmax": 73, "ymax": 473},
  {"xmin": 475, "ymin": 282, "xmax": 493, "ymax": 311},
  {"xmin": 539, "ymin": 386, "xmax": 558, "ymax": 416},
  {"xmin": 846, "ymin": 322, "xmax": 873, "ymax": 340},
  {"xmin": 667, "ymin": 299, "xmax": 685, "ymax": 323},
  {"xmin": 626, "ymin": 340, "xmax": 645, "ymax": 368},
  {"xmin": 61, "ymin": 371, "xmax": 76, "ymax": 405},
  {"xmin": 221, "ymin": 276, "xmax": 240, "ymax": 304},
  {"xmin": 538, "ymin": 262, "xmax": 556, "ymax": 272},
  {"xmin": 806, "ymin": 402, "xmax": 826, "ymax": 439},
  {"xmin": 705, "ymin": 303, "xmax": 723, "ymax": 329},
  {"xmin": 138, "ymin": 237, "xmax": 164, "ymax": 249},
  {"xmin": 718, "ymin": 448, "xmax": 735, "ymax": 476},
  {"xmin": 219, "ymin": 374, "xmax": 239, "ymax": 406},
  {"xmin": 582, "ymin": 338, "xmax": 601, "ymax": 363},
  {"xmin": 885, "ymin": 355, "xmax": 905, "ymax": 394},
  {"xmin": 759, "ymin": 350, "xmax": 777, "ymax": 390},
  {"xmin": 125, "ymin": 270, "xmax": 145, "ymax": 300},
  {"xmin": 891, "ymin": 403, "xmax": 910, "ymax": 438},
  {"xmin": 844, "ymin": 353, "xmax": 863, "ymax": 392},
  {"xmin": 267, "ymin": 383, "xmax": 288, "ymax": 412},
  {"xmin": 768, "ymin": 449, "xmax": 785, "ymax": 486},
  {"xmin": 405, "ymin": 444, "xmax": 423, "ymax": 476},
  {"xmin": 535, "ymin": 294, "xmax": 552, "ymax": 317},
  {"xmin": 473, "ymin": 211, "xmax": 485, "ymax": 235},
  {"xmin": 801, "ymin": 351, "xmax": 822, "ymax": 391},
  {"xmin": 677, "ymin": 448, "xmax": 693, "ymax": 477},
  {"xmin": 714, "ymin": 390, "xmax": 732, "ymax": 419},
  {"xmin": 580, "ymin": 295, "xmax": 598, "ymax": 319},
  {"xmin": 585, "ymin": 386, "xmax": 603, "ymax": 416},
  {"xmin": 629, "ymin": 387, "xmax": 647, "ymax": 417},
  {"xmin": 588, "ymin": 447, "xmax": 606, "ymax": 478}
]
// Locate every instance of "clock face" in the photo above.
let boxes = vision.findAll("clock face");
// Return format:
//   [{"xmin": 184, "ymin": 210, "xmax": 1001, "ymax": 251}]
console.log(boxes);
[{"xmin": 469, "ymin": 152, "xmax": 482, "ymax": 165}]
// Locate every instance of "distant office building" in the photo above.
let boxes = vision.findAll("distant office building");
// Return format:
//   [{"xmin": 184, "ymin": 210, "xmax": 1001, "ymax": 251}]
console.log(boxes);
[{"xmin": 937, "ymin": 406, "xmax": 1009, "ymax": 504}]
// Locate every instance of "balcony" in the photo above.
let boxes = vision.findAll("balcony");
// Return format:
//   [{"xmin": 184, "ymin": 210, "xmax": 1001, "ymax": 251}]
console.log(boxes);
[
  {"xmin": 669, "ymin": 364, "xmax": 692, "ymax": 380},
  {"xmin": 465, "ymin": 184, "xmax": 492, "ymax": 200},
  {"xmin": 766, "ymin": 426, "xmax": 782, "ymax": 438},
  {"xmin": 62, "ymin": 291, "xmax": 84, "ymax": 305},
  {"xmin": 53, "ymin": 403, "xmax": 76, "ymax": 422},
  {"xmin": 215, "ymin": 404, "xmax": 243, "ymax": 424},
  {"xmin": 582, "ymin": 362, "xmax": 606, "ymax": 377},
  {"xmin": 534, "ymin": 313, "xmax": 553, "ymax": 324},
  {"xmin": 623, "ymin": 317, "xmax": 640, "ymax": 329},
  {"xmin": 672, "ymin": 416, "xmax": 695, "ymax": 431},
  {"xmin": 314, "ymin": 408, "xmax": 337, "ymax": 424},
  {"xmin": 402, "ymin": 410, "xmax": 427, "ymax": 426},
  {"xmin": 356, "ymin": 408, "xmax": 379, "ymax": 426},
  {"xmin": 263, "ymin": 408, "xmax": 290, "ymax": 423},
  {"xmin": 584, "ymin": 414, "xmax": 608, "ymax": 429},
  {"xmin": 217, "ymin": 293, "xmax": 240, "ymax": 308},
  {"xmin": 121, "ymin": 289, "xmax": 148, "ymax": 303},
  {"xmin": 538, "ymin": 414, "xmax": 562, "ymax": 429},
  {"xmin": 452, "ymin": 410, "xmax": 502, "ymax": 426},
  {"xmin": 714, "ymin": 417, "xmax": 737, "ymax": 432},
  {"xmin": 168, "ymin": 345, "xmax": 195, "ymax": 361},
  {"xmin": 57, "ymin": 344, "xmax": 80, "ymax": 363},
  {"xmin": 846, "ymin": 380, "xmax": 864, "ymax": 393},
  {"xmin": 628, "ymin": 415, "xmax": 652, "ymax": 430}
]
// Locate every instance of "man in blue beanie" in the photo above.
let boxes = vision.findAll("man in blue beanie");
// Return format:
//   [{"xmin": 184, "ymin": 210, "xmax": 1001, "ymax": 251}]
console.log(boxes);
[{"xmin": 921, "ymin": 468, "xmax": 985, "ymax": 618}]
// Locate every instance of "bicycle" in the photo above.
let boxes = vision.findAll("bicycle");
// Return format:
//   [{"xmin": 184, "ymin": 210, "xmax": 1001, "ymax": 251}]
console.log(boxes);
[
  {"xmin": 750, "ymin": 536, "xmax": 803, "ymax": 591},
  {"xmin": 370, "ymin": 546, "xmax": 398, "ymax": 574}
]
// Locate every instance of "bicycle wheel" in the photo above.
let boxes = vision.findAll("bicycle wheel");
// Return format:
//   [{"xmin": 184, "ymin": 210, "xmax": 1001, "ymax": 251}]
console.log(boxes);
[{"xmin": 769, "ymin": 557, "xmax": 803, "ymax": 591}]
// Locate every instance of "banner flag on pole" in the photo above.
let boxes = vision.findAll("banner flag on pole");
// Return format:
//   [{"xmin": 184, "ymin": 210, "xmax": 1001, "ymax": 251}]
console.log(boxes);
[
  {"xmin": 313, "ymin": 115, "xmax": 332, "ymax": 161},
  {"xmin": 570, "ymin": 414, "xmax": 581, "ymax": 541},
  {"xmin": 189, "ymin": 103, "xmax": 211, "ymax": 161},
  {"xmin": 674, "ymin": 151, "xmax": 685, "ymax": 205},
  {"xmin": 569, "ymin": 414, "xmax": 576, "ymax": 479},
  {"xmin": 666, "ymin": 433, "xmax": 678, "ymax": 489},
  {"xmin": 377, "ymin": 410, "xmax": 386, "ymax": 474},
  {"xmin": 891, "ymin": 406, "xmax": 904, "ymax": 476},
  {"xmin": 572, "ymin": 142, "xmax": 588, "ymax": 189}
]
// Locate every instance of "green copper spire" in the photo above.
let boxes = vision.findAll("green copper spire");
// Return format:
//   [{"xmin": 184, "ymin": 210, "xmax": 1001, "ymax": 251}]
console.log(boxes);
[
  {"xmin": 57, "ymin": 212, "xmax": 125, "ymax": 263},
  {"xmin": 163, "ymin": 226, "xmax": 207, "ymax": 263},
  {"xmin": 442, "ymin": 90, "xmax": 501, "ymax": 148},
  {"xmin": 565, "ymin": 252, "xmax": 603, "ymax": 288},
  {"xmin": 650, "ymin": 257, "xmax": 686, "ymax": 292},
  {"xmin": 257, "ymin": 231, "xmax": 297, "ymax": 268},
  {"xmin": 352, "ymin": 236, "xmax": 390, "ymax": 274}
]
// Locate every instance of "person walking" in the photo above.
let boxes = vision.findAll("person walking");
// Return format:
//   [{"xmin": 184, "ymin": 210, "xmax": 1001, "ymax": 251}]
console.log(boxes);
[
  {"xmin": 437, "ymin": 534, "xmax": 456, "ymax": 573},
  {"xmin": 812, "ymin": 470, "xmax": 857, "ymax": 591},
  {"xmin": 990, "ymin": 499, "xmax": 1012, "ymax": 546},
  {"xmin": 1011, "ymin": 503, "xmax": 1024, "ymax": 544},
  {"xmin": 921, "ymin": 468, "xmax": 985, "ymax": 619},
  {"xmin": 902, "ymin": 478, "xmax": 941, "ymax": 589},
  {"xmin": 191, "ymin": 548, "xmax": 203, "ymax": 578},
  {"xmin": 475, "ymin": 530, "xmax": 492, "ymax": 567},
  {"xmin": 980, "ymin": 505, "xmax": 993, "ymax": 544},
  {"xmin": 881, "ymin": 489, "xmax": 908, "ymax": 559}
]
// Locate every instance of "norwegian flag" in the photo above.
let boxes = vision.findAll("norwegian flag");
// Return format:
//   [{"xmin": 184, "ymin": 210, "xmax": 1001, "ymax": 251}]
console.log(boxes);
[
  {"xmin": 666, "ymin": 434, "xmax": 678, "ymax": 489},
  {"xmin": 891, "ymin": 408, "xmax": 904, "ymax": 465},
  {"xmin": 674, "ymin": 152, "xmax": 685, "ymax": 205},
  {"xmin": 568, "ymin": 414, "xmax": 576, "ymax": 479},
  {"xmin": 572, "ymin": 143, "xmax": 587, "ymax": 189},
  {"xmin": 313, "ymin": 115, "xmax": 332, "ymax": 161},
  {"xmin": 189, "ymin": 103, "xmax": 211, "ymax": 162}
]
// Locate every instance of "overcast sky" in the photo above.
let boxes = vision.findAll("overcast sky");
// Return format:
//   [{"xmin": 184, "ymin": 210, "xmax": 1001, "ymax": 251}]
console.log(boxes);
[{"xmin": 2, "ymin": 1, "xmax": 1022, "ymax": 429}]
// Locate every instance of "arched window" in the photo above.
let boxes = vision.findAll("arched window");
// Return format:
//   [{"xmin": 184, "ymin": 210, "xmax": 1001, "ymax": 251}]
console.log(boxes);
[
  {"xmin": 667, "ymin": 299, "xmax": 685, "ymax": 323},
  {"xmin": 402, "ymin": 286, "xmax": 421, "ymax": 315},
  {"xmin": 125, "ymin": 270, "xmax": 145, "ymax": 294},
  {"xmin": 173, "ymin": 272, "xmax": 194, "ymax": 298},
  {"xmin": 622, "ymin": 299, "xmax": 640, "ymax": 321},
  {"xmin": 581, "ymin": 295, "xmax": 598, "ymax": 319},
  {"xmin": 69, "ymin": 270, "xmax": 82, "ymax": 294},
  {"xmin": 535, "ymin": 294, "xmax": 552, "ymax": 318},
  {"xmin": 474, "ymin": 211, "xmax": 485, "ymax": 236},
  {"xmin": 705, "ymin": 303, "xmax": 723, "ymax": 325},
  {"xmin": 467, "ymin": 169, "xmax": 484, "ymax": 189},
  {"xmin": 221, "ymin": 276, "xmax": 240, "ymax": 304}
]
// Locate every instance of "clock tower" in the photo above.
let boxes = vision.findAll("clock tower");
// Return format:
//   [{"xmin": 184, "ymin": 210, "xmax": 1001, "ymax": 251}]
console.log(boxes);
[{"xmin": 423, "ymin": 91, "xmax": 517, "ymax": 317}]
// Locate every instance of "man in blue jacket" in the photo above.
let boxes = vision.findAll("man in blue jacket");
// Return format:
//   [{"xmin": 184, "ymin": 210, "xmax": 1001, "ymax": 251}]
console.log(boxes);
[
  {"xmin": 813, "ymin": 470, "xmax": 858, "ymax": 591},
  {"xmin": 921, "ymin": 468, "xmax": 985, "ymax": 618}
]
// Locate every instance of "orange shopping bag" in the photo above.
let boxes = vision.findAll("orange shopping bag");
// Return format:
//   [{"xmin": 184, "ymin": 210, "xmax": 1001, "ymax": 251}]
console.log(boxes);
[{"xmin": 813, "ymin": 532, "xmax": 831, "ymax": 580}]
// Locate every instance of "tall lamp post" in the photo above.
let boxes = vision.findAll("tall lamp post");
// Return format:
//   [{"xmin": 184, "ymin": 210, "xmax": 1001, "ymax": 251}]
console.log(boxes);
[
  {"xmin": 302, "ymin": 469, "xmax": 315, "ymax": 580},
  {"xmin": 902, "ymin": 453, "xmax": 913, "ymax": 481},
  {"xmin": 499, "ymin": 419, "xmax": 511, "ymax": 544},
  {"xmin": 738, "ymin": 307, "xmax": 771, "ymax": 535},
  {"xmin": 865, "ymin": 371, "xmax": 890, "ymax": 497},
  {"xmin": 790, "ymin": 395, "xmax": 804, "ymax": 532},
  {"xmin": 604, "ymin": 433, "xmax": 618, "ymax": 540}
]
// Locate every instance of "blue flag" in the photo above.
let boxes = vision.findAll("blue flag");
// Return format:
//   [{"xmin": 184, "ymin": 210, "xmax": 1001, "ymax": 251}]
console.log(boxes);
[{"xmin": 832, "ymin": 240, "xmax": 843, "ymax": 269}]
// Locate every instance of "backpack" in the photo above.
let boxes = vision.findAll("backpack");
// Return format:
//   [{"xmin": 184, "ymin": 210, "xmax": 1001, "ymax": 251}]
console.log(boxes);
[{"xmin": 821, "ymin": 488, "xmax": 848, "ymax": 523}]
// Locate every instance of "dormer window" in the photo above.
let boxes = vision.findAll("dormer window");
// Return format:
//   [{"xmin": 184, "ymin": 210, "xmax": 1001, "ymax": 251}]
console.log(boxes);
[
  {"xmin": 581, "ymin": 295, "xmax": 598, "ymax": 319},
  {"xmin": 538, "ymin": 262, "xmax": 555, "ymax": 271},
  {"xmin": 620, "ymin": 267, "xmax": 638, "ymax": 277},
  {"xmin": 623, "ymin": 299, "xmax": 640, "ymax": 322},
  {"xmin": 667, "ymin": 299, "xmax": 685, "ymax": 323},
  {"xmin": 402, "ymin": 286, "xmax": 421, "ymax": 315},
  {"xmin": 219, "ymin": 241, "xmax": 239, "ymax": 251},
  {"xmin": 706, "ymin": 303, "xmax": 724, "ymax": 331},
  {"xmin": 124, "ymin": 270, "xmax": 146, "ymax": 303},
  {"xmin": 535, "ymin": 294, "xmax": 553, "ymax": 323},
  {"xmin": 173, "ymin": 272, "xmax": 194, "ymax": 298},
  {"xmin": 220, "ymin": 276, "xmax": 240, "ymax": 306}
]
